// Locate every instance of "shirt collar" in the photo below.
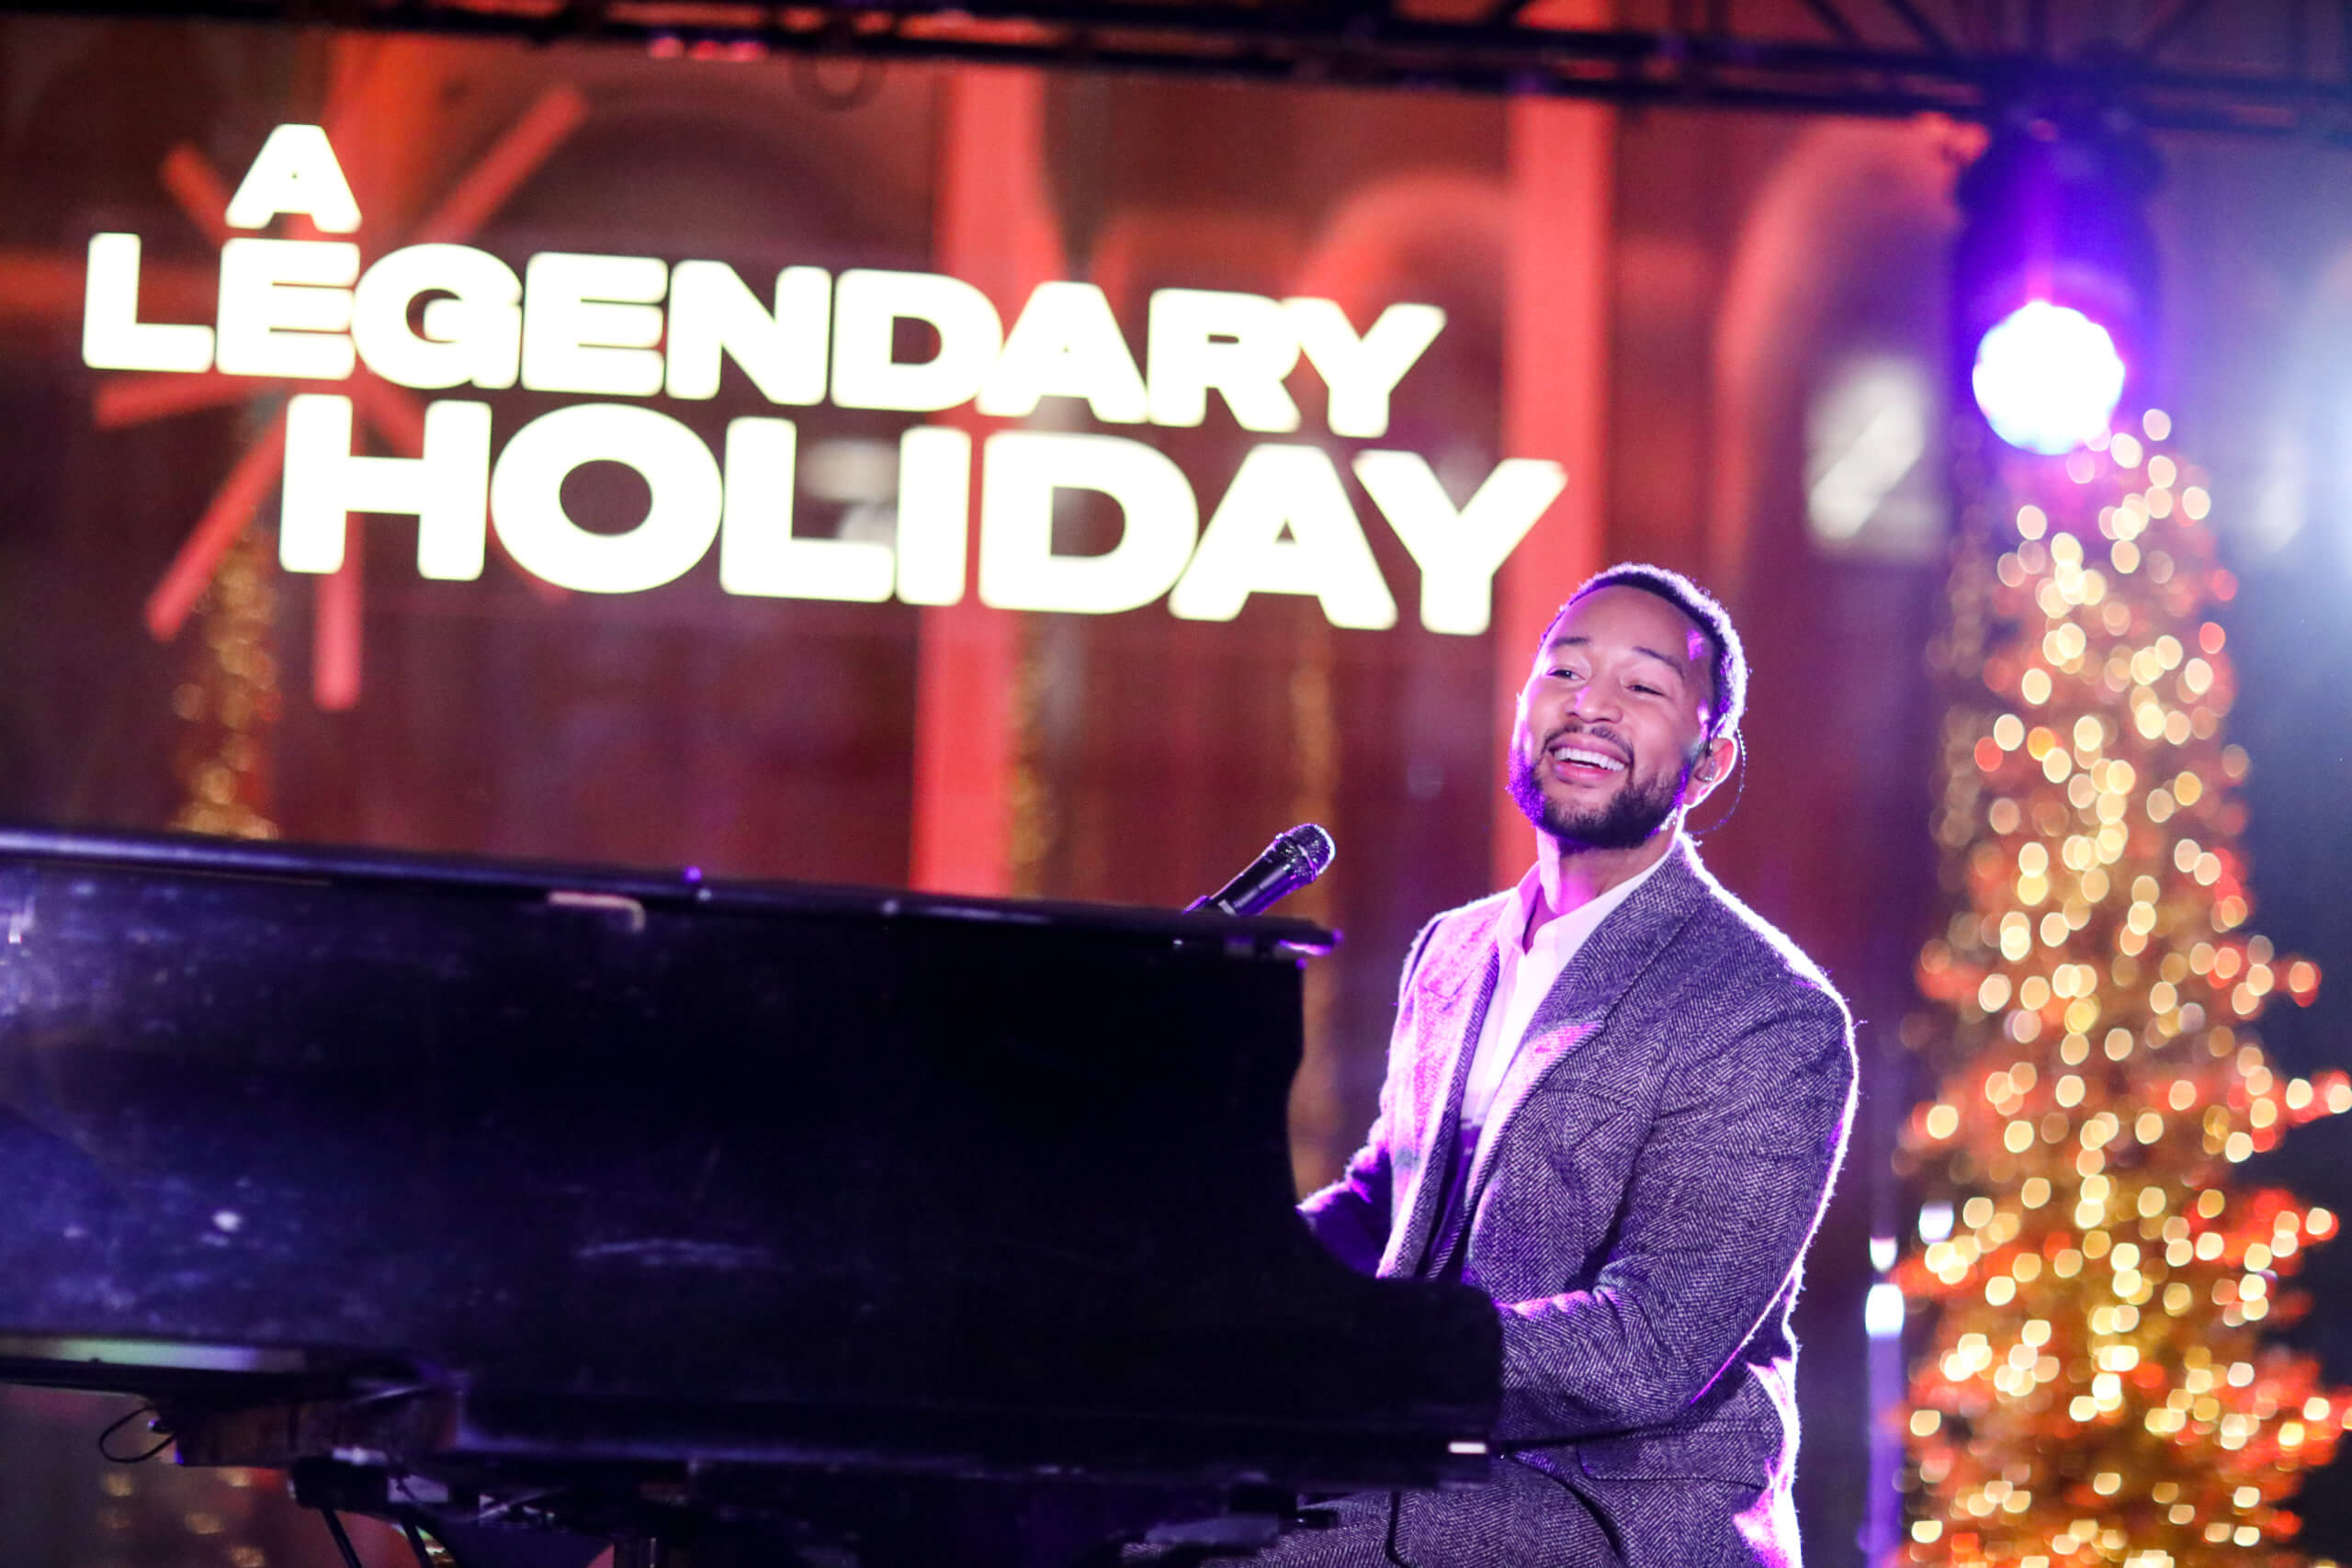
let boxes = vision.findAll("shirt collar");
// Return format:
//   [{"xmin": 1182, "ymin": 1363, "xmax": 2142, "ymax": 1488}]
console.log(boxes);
[{"xmin": 1497, "ymin": 840, "xmax": 1676, "ymax": 956}]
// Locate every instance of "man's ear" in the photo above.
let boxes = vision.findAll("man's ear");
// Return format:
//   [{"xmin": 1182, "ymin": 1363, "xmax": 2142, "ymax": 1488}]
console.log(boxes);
[{"xmin": 1687, "ymin": 734, "xmax": 1738, "ymax": 804}]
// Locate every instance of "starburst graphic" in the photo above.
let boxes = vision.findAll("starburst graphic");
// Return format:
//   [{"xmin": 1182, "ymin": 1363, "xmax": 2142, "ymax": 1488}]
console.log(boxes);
[{"xmin": 88, "ymin": 80, "xmax": 589, "ymax": 710}]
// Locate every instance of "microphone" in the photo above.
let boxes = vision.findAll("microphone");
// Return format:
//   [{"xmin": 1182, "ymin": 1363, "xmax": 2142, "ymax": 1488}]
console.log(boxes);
[{"xmin": 1187, "ymin": 825, "xmax": 1336, "ymax": 917}]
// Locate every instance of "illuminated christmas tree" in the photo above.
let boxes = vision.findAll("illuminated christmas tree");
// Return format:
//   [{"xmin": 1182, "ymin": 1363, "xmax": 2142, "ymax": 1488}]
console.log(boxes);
[{"xmin": 1897, "ymin": 411, "xmax": 2350, "ymax": 1568}]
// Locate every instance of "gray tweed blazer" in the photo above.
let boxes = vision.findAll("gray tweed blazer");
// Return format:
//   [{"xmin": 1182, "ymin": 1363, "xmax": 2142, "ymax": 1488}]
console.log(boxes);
[{"xmin": 1300, "ymin": 838, "xmax": 1855, "ymax": 1567}]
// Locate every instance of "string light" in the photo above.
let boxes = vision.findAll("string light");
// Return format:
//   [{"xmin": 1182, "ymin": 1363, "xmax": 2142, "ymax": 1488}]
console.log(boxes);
[
  {"xmin": 167, "ymin": 525, "xmax": 281, "ymax": 840},
  {"xmin": 1904, "ymin": 420, "xmax": 2346, "ymax": 1567}
]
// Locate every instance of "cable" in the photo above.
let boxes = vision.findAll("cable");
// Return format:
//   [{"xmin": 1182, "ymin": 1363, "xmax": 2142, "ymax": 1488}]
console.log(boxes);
[
  {"xmin": 792, "ymin": 51, "xmax": 888, "ymax": 110},
  {"xmin": 96, "ymin": 1404, "xmax": 173, "ymax": 1464},
  {"xmin": 1685, "ymin": 730, "xmax": 1747, "ymax": 839},
  {"xmin": 791, "ymin": 12, "xmax": 889, "ymax": 110}
]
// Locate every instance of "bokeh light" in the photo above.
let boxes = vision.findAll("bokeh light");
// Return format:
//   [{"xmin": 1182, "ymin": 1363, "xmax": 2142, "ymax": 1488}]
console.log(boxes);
[{"xmin": 1972, "ymin": 301, "xmax": 2130, "ymax": 456}]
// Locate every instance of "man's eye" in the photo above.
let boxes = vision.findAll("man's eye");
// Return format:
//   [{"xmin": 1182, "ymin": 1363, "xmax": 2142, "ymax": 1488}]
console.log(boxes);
[{"xmin": 1631, "ymin": 683, "xmax": 1662, "ymax": 696}]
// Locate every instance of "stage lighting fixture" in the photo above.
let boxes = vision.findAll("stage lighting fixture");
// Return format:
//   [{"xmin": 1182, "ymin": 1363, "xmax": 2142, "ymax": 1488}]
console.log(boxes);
[
  {"xmin": 1970, "ymin": 300, "xmax": 2128, "ymax": 456},
  {"xmin": 1953, "ymin": 114, "xmax": 2162, "ymax": 456}
]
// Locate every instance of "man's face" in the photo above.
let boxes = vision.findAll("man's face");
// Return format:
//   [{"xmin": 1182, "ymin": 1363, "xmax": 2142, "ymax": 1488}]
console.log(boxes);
[{"xmin": 1508, "ymin": 584, "xmax": 1719, "ymax": 852}]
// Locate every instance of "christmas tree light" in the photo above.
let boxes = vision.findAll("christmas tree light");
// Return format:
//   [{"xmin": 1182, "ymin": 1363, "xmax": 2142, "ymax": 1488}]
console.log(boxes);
[{"xmin": 1899, "ymin": 411, "xmax": 2347, "ymax": 1568}]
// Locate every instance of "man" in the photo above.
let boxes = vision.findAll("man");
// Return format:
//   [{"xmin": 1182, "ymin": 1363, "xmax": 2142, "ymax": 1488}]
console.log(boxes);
[{"xmin": 1284, "ymin": 563, "xmax": 1856, "ymax": 1567}]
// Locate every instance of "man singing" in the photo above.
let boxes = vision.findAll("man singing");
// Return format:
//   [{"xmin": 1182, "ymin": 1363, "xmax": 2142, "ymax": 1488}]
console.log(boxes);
[{"xmin": 1283, "ymin": 563, "xmax": 1856, "ymax": 1566}]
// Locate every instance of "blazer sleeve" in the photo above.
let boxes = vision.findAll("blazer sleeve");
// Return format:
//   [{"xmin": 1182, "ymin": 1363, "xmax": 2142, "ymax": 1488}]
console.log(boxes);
[
  {"xmin": 1296, "ymin": 913, "xmax": 1446, "ymax": 1275},
  {"xmin": 1297, "ymin": 1091, "xmax": 1393, "ymax": 1274},
  {"xmin": 1492, "ymin": 985, "xmax": 1855, "ymax": 1438}
]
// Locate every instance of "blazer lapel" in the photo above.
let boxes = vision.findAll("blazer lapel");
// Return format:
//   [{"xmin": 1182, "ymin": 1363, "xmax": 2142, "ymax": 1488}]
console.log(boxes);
[
  {"xmin": 1375, "ymin": 930, "xmax": 1497, "ymax": 1280},
  {"xmin": 1436, "ymin": 842, "xmax": 1713, "ymax": 1270}
]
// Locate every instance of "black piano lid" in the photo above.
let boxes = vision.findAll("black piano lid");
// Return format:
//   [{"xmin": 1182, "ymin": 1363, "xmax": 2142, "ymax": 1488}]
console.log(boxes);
[
  {"xmin": 0, "ymin": 818, "xmax": 1494, "ymax": 1499},
  {"xmin": 0, "ymin": 823, "xmax": 1335, "ymax": 955}
]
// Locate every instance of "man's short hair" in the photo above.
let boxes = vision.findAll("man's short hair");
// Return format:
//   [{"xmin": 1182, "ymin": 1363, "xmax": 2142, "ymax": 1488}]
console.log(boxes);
[{"xmin": 1550, "ymin": 563, "xmax": 1747, "ymax": 743}]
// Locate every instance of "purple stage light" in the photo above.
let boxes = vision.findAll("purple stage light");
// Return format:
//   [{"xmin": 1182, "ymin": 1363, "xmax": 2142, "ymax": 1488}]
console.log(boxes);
[{"xmin": 1970, "ymin": 300, "xmax": 2129, "ymax": 456}]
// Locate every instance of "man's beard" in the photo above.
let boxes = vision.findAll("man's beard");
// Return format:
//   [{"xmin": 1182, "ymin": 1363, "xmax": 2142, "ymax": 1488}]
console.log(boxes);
[{"xmin": 1507, "ymin": 743, "xmax": 1686, "ymax": 852}]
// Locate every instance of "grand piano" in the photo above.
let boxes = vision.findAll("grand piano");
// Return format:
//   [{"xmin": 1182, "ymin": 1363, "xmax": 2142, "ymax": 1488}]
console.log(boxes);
[{"xmin": 0, "ymin": 827, "xmax": 1498, "ymax": 1567}]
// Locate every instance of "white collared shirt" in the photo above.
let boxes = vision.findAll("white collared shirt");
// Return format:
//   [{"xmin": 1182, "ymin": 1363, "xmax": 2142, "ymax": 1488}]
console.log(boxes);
[{"xmin": 1457, "ymin": 848, "xmax": 1669, "ymax": 1154}]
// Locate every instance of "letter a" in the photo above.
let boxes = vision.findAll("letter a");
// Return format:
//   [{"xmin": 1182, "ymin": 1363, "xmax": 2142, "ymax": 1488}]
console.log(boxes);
[
  {"xmin": 226, "ymin": 125, "xmax": 361, "ymax": 234},
  {"xmin": 1170, "ymin": 445, "xmax": 1396, "ymax": 629}
]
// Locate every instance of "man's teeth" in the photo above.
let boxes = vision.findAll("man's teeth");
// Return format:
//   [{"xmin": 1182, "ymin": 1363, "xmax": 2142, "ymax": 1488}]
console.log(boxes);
[{"xmin": 1552, "ymin": 746, "xmax": 1625, "ymax": 772}]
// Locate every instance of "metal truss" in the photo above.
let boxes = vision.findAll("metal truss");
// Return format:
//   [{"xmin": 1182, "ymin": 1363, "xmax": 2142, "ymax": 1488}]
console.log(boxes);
[{"xmin": 7, "ymin": 0, "xmax": 2352, "ymax": 134}]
